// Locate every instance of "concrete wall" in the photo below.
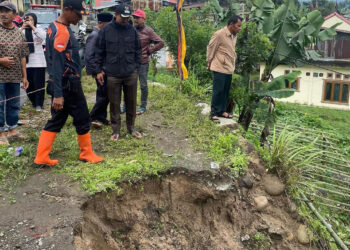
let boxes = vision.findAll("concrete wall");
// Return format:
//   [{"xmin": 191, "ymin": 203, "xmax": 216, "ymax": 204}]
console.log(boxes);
[{"xmin": 260, "ymin": 63, "xmax": 350, "ymax": 110}]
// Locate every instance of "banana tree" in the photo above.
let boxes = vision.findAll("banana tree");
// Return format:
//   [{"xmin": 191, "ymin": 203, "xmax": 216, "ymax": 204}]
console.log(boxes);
[
  {"xmin": 238, "ymin": 71, "xmax": 301, "ymax": 137},
  {"xmin": 251, "ymin": 0, "xmax": 340, "ymax": 81},
  {"xmin": 237, "ymin": 0, "xmax": 339, "ymax": 138}
]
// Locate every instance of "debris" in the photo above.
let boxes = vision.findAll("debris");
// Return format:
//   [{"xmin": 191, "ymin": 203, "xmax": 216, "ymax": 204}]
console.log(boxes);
[
  {"xmin": 241, "ymin": 234, "xmax": 250, "ymax": 242},
  {"xmin": 14, "ymin": 147, "xmax": 23, "ymax": 157},
  {"xmin": 241, "ymin": 176, "xmax": 253, "ymax": 189},
  {"xmin": 210, "ymin": 162, "xmax": 219, "ymax": 169},
  {"xmin": 286, "ymin": 232, "xmax": 294, "ymax": 241}
]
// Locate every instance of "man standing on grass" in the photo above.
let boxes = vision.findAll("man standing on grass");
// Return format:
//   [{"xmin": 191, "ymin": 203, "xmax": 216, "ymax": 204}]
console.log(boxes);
[
  {"xmin": 128, "ymin": 9, "xmax": 164, "ymax": 115},
  {"xmin": 33, "ymin": 0, "xmax": 104, "ymax": 166},
  {"xmin": 0, "ymin": 1, "xmax": 29, "ymax": 145},
  {"xmin": 207, "ymin": 15, "xmax": 242, "ymax": 122},
  {"xmin": 85, "ymin": 12, "xmax": 113, "ymax": 128},
  {"xmin": 95, "ymin": 4, "xmax": 142, "ymax": 141}
]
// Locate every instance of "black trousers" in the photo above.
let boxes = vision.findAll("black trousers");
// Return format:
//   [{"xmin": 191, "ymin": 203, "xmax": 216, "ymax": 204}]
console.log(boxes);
[
  {"xmin": 44, "ymin": 76, "xmax": 91, "ymax": 135},
  {"xmin": 90, "ymin": 75, "xmax": 109, "ymax": 123},
  {"xmin": 211, "ymin": 71, "xmax": 232, "ymax": 117},
  {"xmin": 107, "ymin": 70, "xmax": 138, "ymax": 134},
  {"xmin": 26, "ymin": 67, "xmax": 46, "ymax": 108}
]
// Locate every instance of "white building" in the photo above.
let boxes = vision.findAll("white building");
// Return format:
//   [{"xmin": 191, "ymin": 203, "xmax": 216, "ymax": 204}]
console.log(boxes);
[{"xmin": 260, "ymin": 12, "xmax": 350, "ymax": 110}]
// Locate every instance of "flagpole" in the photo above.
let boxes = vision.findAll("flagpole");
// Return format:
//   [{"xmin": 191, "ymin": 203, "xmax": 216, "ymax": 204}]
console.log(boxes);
[{"xmin": 176, "ymin": 0, "xmax": 183, "ymax": 91}]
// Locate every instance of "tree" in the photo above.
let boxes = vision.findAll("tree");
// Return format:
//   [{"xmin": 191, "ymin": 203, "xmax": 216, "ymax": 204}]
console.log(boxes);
[
  {"xmin": 145, "ymin": 7, "xmax": 216, "ymax": 84},
  {"xmin": 237, "ymin": 0, "xmax": 339, "ymax": 141}
]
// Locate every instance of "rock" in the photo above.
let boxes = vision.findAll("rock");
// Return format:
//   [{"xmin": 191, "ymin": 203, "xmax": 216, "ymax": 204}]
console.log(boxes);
[
  {"xmin": 38, "ymin": 238, "xmax": 43, "ymax": 246},
  {"xmin": 241, "ymin": 234, "xmax": 250, "ymax": 242},
  {"xmin": 240, "ymin": 176, "xmax": 253, "ymax": 189},
  {"xmin": 254, "ymin": 196, "xmax": 269, "ymax": 211},
  {"xmin": 217, "ymin": 118, "xmax": 238, "ymax": 129},
  {"xmin": 263, "ymin": 175, "xmax": 285, "ymax": 196},
  {"xmin": 297, "ymin": 225, "xmax": 312, "ymax": 244},
  {"xmin": 30, "ymin": 225, "xmax": 35, "ymax": 230},
  {"xmin": 288, "ymin": 200, "xmax": 297, "ymax": 213},
  {"xmin": 196, "ymin": 103, "xmax": 211, "ymax": 116},
  {"xmin": 268, "ymin": 225, "xmax": 285, "ymax": 240},
  {"xmin": 0, "ymin": 232, "xmax": 4, "ymax": 237},
  {"xmin": 286, "ymin": 232, "xmax": 294, "ymax": 241}
]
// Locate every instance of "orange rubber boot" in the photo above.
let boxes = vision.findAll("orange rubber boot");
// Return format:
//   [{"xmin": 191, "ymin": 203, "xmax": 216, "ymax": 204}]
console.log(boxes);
[
  {"xmin": 78, "ymin": 132, "xmax": 104, "ymax": 163},
  {"xmin": 34, "ymin": 130, "xmax": 59, "ymax": 167}
]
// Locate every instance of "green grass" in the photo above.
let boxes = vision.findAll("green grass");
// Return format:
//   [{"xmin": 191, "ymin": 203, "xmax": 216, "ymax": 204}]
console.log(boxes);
[
  {"xmin": 275, "ymin": 101, "xmax": 350, "ymax": 135},
  {"xmin": 0, "ymin": 74, "xmax": 250, "ymax": 194}
]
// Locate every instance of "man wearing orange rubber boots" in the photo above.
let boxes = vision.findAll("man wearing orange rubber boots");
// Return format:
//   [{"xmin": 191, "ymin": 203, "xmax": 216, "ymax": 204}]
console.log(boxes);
[{"xmin": 34, "ymin": 0, "xmax": 103, "ymax": 167}]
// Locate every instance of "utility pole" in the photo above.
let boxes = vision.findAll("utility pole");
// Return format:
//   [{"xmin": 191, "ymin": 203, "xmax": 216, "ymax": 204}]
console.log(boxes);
[{"xmin": 61, "ymin": 0, "xmax": 63, "ymax": 9}]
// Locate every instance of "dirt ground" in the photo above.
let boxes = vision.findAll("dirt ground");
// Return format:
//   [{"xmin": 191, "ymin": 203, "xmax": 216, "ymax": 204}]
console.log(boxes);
[{"xmin": 0, "ymin": 86, "xmax": 316, "ymax": 249}]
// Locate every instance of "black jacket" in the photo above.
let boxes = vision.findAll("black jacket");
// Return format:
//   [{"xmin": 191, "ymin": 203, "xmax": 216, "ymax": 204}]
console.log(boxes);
[
  {"xmin": 95, "ymin": 20, "xmax": 141, "ymax": 78},
  {"xmin": 85, "ymin": 27, "xmax": 100, "ymax": 76}
]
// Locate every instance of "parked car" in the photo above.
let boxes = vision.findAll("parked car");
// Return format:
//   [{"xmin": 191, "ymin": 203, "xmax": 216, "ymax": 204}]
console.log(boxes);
[{"xmin": 25, "ymin": 4, "xmax": 61, "ymax": 31}]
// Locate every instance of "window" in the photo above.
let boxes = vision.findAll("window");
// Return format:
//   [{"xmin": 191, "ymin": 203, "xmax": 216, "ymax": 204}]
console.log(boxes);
[
  {"xmin": 306, "ymin": 72, "xmax": 311, "ymax": 76},
  {"xmin": 313, "ymin": 72, "xmax": 319, "ymax": 77},
  {"xmin": 344, "ymin": 75, "xmax": 350, "ymax": 79},
  {"xmin": 284, "ymin": 70, "xmax": 300, "ymax": 90},
  {"xmin": 285, "ymin": 78, "xmax": 300, "ymax": 90},
  {"xmin": 323, "ymin": 81, "xmax": 349, "ymax": 104},
  {"xmin": 327, "ymin": 73, "xmax": 333, "ymax": 78},
  {"xmin": 336, "ymin": 74, "xmax": 342, "ymax": 79},
  {"xmin": 319, "ymin": 73, "xmax": 324, "ymax": 77}
]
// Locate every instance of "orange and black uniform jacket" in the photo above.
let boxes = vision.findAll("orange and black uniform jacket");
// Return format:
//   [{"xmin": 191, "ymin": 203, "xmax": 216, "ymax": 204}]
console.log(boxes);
[{"xmin": 46, "ymin": 20, "xmax": 81, "ymax": 98}]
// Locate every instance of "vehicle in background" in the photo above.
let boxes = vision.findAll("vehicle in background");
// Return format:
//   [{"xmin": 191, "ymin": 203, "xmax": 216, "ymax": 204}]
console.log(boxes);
[
  {"xmin": 85, "ymin": 12, "xmax": 97, "ymax": 33},
  {"xmin": 25, "ymin": 4, "xmax": 61, "ymax": 31}
]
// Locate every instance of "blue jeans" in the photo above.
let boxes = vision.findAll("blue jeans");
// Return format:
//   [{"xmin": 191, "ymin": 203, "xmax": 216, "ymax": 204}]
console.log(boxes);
[{"xmin": 0, "ymin": 83, "xmax": 20, "ymax": 132}]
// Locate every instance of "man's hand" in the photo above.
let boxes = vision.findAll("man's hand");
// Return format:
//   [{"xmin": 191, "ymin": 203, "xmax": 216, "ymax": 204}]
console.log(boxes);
[
  {"xmin": 207, "ymin": 62, "xmax": 211, "ymax": 70},
  {"xmin": 52, "ymin": 97, "xmax": 64, "ymax": 111},
  {"xmin": 0, "ymin": 57, "xmax": 15, "ymax": 69},
  {"xmin": 96, "ymin": 72, "xmax": 105, "ymax": 86},
  {"xmin": 22, "ymin": 78, "xmax": 29, "ymax": 90}
]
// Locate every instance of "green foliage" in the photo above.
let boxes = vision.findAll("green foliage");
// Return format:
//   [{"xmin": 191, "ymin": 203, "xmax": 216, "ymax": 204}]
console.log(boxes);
[
  {"xmin": 251, "ymin": 232, "xmax": 271, "ymax": 249},
  {"xmin": 208, "ymin": 133, "xmax": 239, "ymax": 163},
  {"xmin": 274, "ymin": 102, "xmax": 350, "ymax": 159},
  {"xmin": 235, "ymin": 22, "xmax": 274, "ymax": 76},
  {"xmin": 267, "ymin": 126, "xmax": 321, "ymax": 188},
  {"xmin": 249, "ymin": 0, "xmax": 340, "ymax": 77},
  {"xmin": 0, "ymin": 137, "xmax": 36, "ymax": 190},
  {"xmin": 145, "ymin": 7, "xmax": 216, "ymax": 84},
  {"xmin": 229, "ymin": 147, "xmax": 250, "ymax": 175}
]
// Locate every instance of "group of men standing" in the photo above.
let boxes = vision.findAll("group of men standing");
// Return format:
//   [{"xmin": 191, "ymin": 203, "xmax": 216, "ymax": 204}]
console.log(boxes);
[
  {"xmin": 1, "ymin": 0, "xmax": 241, "ymax": 167},
  {"xmin": 86, "ymin": 5, "xmax": 164, "ymax": 141},
  {"xmin": 33, "ymin": 0, "xmax": 164, "ymax": 166}
]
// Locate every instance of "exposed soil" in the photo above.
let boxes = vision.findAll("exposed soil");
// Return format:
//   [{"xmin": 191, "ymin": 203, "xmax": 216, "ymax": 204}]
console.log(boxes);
[
  {"xmin": 1, "ymin": 84, "xmax": 317, "ymax": 249},
  {"xmin": 73, "ymin": 166, "xmax": 314, "ymax": 250},
  {"xmin": 0, "ymin": 170, "xmax": 88, "ymax": 250}
]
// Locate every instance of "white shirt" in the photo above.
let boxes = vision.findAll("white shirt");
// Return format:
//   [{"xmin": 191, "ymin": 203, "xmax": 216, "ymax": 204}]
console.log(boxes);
[{"xmin": 23, "ymin": 25, "xmax": 47, "ymax": 68}]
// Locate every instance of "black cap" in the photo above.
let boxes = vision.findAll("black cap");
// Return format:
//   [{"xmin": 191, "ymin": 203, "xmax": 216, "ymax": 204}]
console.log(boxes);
[
  {"xmin": 0, "ymin": 1, "xmax": 16, "ymax": 12},
  {"xmin": 63, "ymin": 0, "xmax": 85, "ymax": 12},
  {"xmin": 97, "ymin": 12, "xmax": 113, "ymax": 22},
  {"xmin": 115, "ymin": 4, "xmax": 132, "ymax": 18}
]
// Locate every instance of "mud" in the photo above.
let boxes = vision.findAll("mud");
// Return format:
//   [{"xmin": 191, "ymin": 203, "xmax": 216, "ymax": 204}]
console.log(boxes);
[{"xmin": 74, "ymin": 169, "xmax": 315, "ymax": 250}]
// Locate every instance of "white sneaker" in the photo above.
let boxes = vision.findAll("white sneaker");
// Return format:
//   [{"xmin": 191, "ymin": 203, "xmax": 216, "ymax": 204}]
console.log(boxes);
[{"xmin": 36, "ymin": 106, "xmax": 42, "ymax": 112}]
